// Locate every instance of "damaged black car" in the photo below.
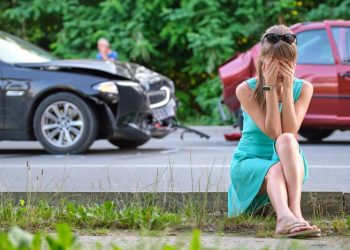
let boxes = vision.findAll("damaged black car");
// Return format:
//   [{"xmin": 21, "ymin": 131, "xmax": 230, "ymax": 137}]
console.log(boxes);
[{"xmin": 0, "ymin": 31, "xmax": 178, "ymax": 154}]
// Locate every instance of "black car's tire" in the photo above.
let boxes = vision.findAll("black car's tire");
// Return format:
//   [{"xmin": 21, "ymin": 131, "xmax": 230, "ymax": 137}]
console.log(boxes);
[
  {"xmin": 299, "ymin": 127, "xmax": 334, "ymax": 141},
  {"xmin": 108, "ymin": 138, "xmax": 149, "ymax": 149},
  {"xmin": 33, "ymin": 93, "xmax": 98, "ymax": 154}
]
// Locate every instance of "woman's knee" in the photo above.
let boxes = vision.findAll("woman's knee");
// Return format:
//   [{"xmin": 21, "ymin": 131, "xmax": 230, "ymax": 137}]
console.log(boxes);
[{"xmin": 275, "ymin": 133, "xmax": 298, "ymax": 151}]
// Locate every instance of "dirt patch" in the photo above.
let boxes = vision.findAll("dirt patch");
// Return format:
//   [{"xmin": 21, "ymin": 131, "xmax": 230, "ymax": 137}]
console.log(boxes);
[{"xmin": 77, "ymin": 230, "xmax": 350, "ymax": 250}]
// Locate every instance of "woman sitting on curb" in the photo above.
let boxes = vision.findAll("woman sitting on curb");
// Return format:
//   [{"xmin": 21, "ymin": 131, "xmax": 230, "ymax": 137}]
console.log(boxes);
[{"xmin": 227, "ymin": 24, "xmax": 321, "ymax": 238}]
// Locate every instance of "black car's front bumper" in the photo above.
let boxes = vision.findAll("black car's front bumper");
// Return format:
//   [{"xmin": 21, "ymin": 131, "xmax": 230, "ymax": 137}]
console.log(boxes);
[{"xmin": 95, "ymin": 81, "xmax": 176, "ymax": 142}]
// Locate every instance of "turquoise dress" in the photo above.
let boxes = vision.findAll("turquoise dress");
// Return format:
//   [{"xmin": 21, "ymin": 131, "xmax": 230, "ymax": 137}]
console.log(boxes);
[{"xmin": 227, "ymin": 77, "xmax": 309, "ymax": 218}]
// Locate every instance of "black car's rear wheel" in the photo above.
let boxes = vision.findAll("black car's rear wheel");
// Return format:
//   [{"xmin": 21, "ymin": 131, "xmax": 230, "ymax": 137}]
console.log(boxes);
[
  {"xmin": 33, "ymin": 93, "xmax": 98, "ymax": 154},
  {"xmin": 299, "ymin": 127, "xmax": 334, "ymax": 141},
  {"xmin": 108, "ymin": 138, "xmax": 149, "ymax": 149}
]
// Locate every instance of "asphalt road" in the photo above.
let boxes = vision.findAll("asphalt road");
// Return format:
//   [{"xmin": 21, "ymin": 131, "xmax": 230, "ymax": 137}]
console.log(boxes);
[{"xmin": 0, "ymin": 126, "xmax": 349, "ymax": 193}]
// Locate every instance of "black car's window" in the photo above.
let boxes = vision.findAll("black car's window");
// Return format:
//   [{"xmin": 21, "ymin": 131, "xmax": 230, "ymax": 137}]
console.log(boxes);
[
  {"xmin": 0, "ymin": 32, "xmax": 56, "ymax": 63},
  {"xmin": 332, "ymin": 27, "xmax": 350, "ymax": 64},
  {"xmin": 297, "ymin": 29, "xmax": 334, "ymax": 65}
]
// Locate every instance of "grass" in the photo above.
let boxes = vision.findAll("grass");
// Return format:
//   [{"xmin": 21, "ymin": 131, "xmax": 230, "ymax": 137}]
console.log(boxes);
[
  {"xmin": 0, "ymin": 195, "xmax": 349, "ymax": 238},
  {"xmin": 0, "ymin": 192, "xmax": 349, "ymax": 250},
  {"xmin": 0, "ymin": 198, "xmax": 181, "ymax": 232}
]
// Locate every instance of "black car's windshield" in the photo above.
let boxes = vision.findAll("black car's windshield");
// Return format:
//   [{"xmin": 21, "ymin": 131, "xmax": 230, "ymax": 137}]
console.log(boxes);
[{"xmin": 0, "ymin": 32, "xmax": 57, "ymax": 63}]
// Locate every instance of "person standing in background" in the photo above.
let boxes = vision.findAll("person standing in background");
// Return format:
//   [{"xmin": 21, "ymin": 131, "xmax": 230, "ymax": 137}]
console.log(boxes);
[{"xmin": 96, "ymin": 38, "xmax": 118, "ymax": 61}]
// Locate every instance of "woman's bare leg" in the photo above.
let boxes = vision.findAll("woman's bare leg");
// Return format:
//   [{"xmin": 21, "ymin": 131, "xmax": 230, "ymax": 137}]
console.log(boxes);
[
  {"xmin": 274, "ymin": 133, "xmax": 317, "ymax": 229},
  {"xmin": 261, "ymin": 163, "xmax": 312, "ymax": 233},
  {"xmin": 275, "ymin": 133, "xmax": 304, "ymax": 218}
]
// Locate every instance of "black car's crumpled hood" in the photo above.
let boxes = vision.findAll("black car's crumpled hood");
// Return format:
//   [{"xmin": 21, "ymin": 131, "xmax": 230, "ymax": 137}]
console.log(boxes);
[
  {"xmin": 16, "ymin": 59, "xmax": 174, "ymax": 92},
  {"xmin": 15, "ymin": 59, "xmax": 155, "ymax": 80}
]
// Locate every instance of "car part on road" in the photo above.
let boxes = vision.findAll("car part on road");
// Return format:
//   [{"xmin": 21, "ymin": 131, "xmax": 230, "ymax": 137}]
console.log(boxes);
[
  {"xmin": 224, "ymin": 132, "xmax": 242, "ymax": 141},
  {"xmin": 172, "ymin": 124, "xmax": 210, "ymax": 140},
  {"xmin": 33, "ymin": 93, "xmax": 98, "ymax": 154}
]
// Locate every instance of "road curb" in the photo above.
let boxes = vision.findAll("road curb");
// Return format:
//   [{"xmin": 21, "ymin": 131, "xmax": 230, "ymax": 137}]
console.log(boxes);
[
  {"xmin": 1, "ymin": 191, "xmax": 349, "ymax": 217},
  {"xmin": 344, "ymin": 192, "xmax": 350, "ymax": 215}
]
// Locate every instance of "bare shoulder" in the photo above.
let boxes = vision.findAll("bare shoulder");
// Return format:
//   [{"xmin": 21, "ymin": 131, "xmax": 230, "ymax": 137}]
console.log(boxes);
[
  {"xmin": 301, "ymin": 80, "xmax": 313, "ymax": 96},
  {"xmin": 236, "ymin": 81, "xmax": 252, "ymax": 102}
]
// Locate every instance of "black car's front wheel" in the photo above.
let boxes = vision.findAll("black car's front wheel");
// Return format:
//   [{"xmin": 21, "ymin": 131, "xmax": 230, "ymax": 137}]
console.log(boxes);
[{"xmin": 33, "ymin": 93, "xmax": 98, "ymax": 154}]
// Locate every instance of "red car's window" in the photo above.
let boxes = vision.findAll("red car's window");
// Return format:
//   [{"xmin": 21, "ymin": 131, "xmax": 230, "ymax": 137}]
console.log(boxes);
[
  {"xmin": 296, "ymin": 29, "xmax": 334, "ymax": 65},
  {"xmin": 332, "ymin": 27, "xmax": 350, "ymax": 64}
]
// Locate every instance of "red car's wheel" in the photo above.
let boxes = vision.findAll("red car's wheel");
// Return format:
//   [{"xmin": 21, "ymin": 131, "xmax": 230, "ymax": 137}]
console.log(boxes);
[{"xmin": 299, "ymin": 128, "xmax": 334, "ymax": 141}]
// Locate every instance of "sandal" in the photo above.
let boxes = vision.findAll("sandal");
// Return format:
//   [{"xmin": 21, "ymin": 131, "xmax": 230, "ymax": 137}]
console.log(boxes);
[
  {"xmin": 276, "ymin": 221, "xmax": 321, "ymax": 238},
  {"xmin": 304, "ymin": 221, "xmax": 322, "ymax": 237},
  {"xmin": 298, "ymin": 220, "xmax": 322, "ymax": 237}
]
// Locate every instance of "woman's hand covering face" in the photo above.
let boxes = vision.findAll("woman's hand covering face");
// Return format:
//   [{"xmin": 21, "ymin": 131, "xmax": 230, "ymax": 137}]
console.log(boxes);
[
  {"xmin": 262, "ymin": 58, "xmax": 295, "ymax": 87},
  {"xmin": 279, "ymin": 60, "xmax": 295, "ymax": 88},
  {"xmin": 262, "ymin": 58, "xmax": 280, "ymax": 85}
]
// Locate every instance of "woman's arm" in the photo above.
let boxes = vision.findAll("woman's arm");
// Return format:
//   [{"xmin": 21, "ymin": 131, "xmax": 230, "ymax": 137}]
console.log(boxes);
[
  {"xmin": 281, "ymin": 85, "xmax": 298, "ymax": 134},
  {"xmin": 262, "ymin": 58, "xmax": 282, "ymax": 138},
  {"xmin": 265, "ymin": 86, "xmax": 282, "ymax": 138},
  {"xmin": 280, "ymin": 61, "xmax": 313, "ymax": 134},
  {"xmin": 236, "ymin": 81, "xmax": 282, "ymax": 139},
  {"xmin": 236, "ymin": 59, "xmax": 283, "ymax": 139},
  {"xmin": 282, "ymin": 81, "xmax": 313, "ymax": 134},
  {"xmin": 262, "ymin": 58, "xmax": 282, "ymax": 139}
]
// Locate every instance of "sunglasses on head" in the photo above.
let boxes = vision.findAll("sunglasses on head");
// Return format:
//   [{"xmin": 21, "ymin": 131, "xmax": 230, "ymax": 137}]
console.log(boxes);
[{"xmin": 261, "ymin": 33, "xmax": 297, "ymax": 45}]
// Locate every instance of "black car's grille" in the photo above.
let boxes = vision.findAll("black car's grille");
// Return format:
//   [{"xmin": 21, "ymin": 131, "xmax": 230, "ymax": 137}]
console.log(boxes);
[{"xmin": 147, "ymin": 89, "xmax": 168, "ymax": 105}]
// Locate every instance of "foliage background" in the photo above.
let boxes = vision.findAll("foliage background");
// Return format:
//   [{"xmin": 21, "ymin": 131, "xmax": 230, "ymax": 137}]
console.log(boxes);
[{"xmin": 1, "ymin": 0, "xmax": 349, "ymax": 124}]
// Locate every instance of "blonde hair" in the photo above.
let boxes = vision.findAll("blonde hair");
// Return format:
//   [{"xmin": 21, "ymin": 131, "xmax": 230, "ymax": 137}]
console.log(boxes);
[{"xmin": 254, "ymin": 25, "xmax": 298, "ymax": 112}]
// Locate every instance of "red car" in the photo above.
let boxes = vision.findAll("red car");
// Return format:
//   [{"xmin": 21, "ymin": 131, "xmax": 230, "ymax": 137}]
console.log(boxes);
[{"xmin": 219, "ymin": 20, "xmax": 350, "ymax": 141}]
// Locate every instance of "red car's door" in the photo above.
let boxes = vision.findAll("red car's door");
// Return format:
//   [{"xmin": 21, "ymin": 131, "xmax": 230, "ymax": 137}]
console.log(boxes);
[
  {"xmin": 329, "ymin": 23, "xmax": 350, "ymax": 125},
  {"xmin": 294, "ymin": 26, "xmax": 339, "ymax": 127},
  {"xmin": 0, "ymin": 66, "xmax": 3, "ymax": 128}
]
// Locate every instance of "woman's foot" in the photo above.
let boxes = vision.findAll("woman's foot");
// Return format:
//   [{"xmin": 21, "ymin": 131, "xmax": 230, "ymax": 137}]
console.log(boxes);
[
  {"xmin": 275, "ymin": 215, "xmax": 314, "ymax": 235},
  {"xmin": 294, "ymin": 215, "xmax": 320, "ymax": 231}
]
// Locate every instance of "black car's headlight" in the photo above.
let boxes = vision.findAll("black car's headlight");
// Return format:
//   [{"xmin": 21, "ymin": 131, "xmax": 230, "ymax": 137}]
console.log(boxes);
[{"xmin": 92, "ymin": 81, "xmax": 118, "ymax": 94}]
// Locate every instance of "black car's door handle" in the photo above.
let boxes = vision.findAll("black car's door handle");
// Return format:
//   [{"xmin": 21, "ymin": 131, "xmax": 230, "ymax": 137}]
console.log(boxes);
[
  {"xmin": 340, "ymin": 72, "xmax": 350, "ymax": 78},
  {"xmin": 5, "ymin": 80, "xmax": 29, "ymax": 90}
]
